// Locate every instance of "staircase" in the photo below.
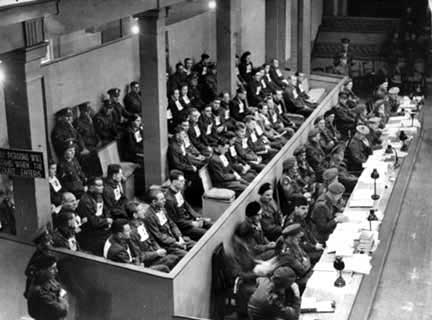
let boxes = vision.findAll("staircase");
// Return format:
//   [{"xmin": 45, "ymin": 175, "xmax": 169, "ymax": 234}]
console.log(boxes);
[{"xmin": 312, "ymin": 16, "xmax": 400, "ymax": 71}]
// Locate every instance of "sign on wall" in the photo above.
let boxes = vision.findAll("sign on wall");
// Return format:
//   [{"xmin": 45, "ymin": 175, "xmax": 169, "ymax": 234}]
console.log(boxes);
[{"xmin": 0, "ymin": 148, "xmax": 45, "ymax": 178}]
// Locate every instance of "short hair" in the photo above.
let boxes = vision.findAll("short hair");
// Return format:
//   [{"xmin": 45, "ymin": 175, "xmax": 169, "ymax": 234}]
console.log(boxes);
[
  {"xmin": 88, "ymin": 176, "xmax": 103, "ymax": 187},
  {"xmin": 130, "ymin": 114, "xmax": 141, "ymax": 122},
  {"xmin": 236, "ymin": 88, "xmax": 246, "ymax": 94},
  {"xmin": 225, "ymin": 131, "xmax": 236, "ymax": 140},
  {"xmin": 111, "ymin": 219, "xmax": 129, "ymax": 234},
  {"xmin": 244, "ymin": 115, "xmax": 256, "ymax": 123},
  {"xmin": 184, "ymin": 57, "xmax": 192, "ymax": 64},
  {"xmin": 216, "ymin": 138, "xmax": 228, "ymax": 147},
  {"xmin": 235, "ymin": 122, "xmax": 246, "ymax": 131},
  {"xmin": 293, "ymin": 195, "xmax": 309, "ymax": 207},
  {"xmin": 201, "ymin": 53, "xmax": 210, "ymax": 60},
  {"xmin": 265, "ymin": 96, "xmax": 274, "ymax": 103},
  {"xmin": 175, "ymin": 62, "xmax": 184, "ymax": 69},
  {"xmin": 147, "ymin": 188, "xmax": 163, "ymax": 202},
  {"xmin": 173, "ymin": 125, "xmax": 185, "ymax": 135},
  {"xmin": 130, "ymin": 81, "xmax": 139, "ymax": 87},
  {"xmin": 107, "ymin": 164, "xmax": 121, "ymax": 177},
  {"xmin": 189, "ymin": 108, "xmax": 199, "ymax": 116},
  {"xmin": 169, "ymin": 169, "xmax": 184, "ymax": 181},
  {"xmin": 126, "ymin": 201, "xmax": 140, "ymax": 219}
]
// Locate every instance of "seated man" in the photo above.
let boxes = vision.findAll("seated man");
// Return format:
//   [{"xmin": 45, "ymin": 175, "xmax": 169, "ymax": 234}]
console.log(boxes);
[
  {"xmin": 328, "ymin": 147, "xmax": 357, "ymax": 193},
  {"xmin": 230, "ymin": 88, "xmax": 253, "ymax": 122},
  {"xmin": 333, "ymin": 91, "xmax": 357, "ymax": 139},
  {"xmin": 236, "ymin": 201, "xmax": 277, "ymax": 260},
  {"xmin": 248, "ymin": 266, "xmax": 301, "ymax": 320},
  {"xmin": 127, "ymin": 201, "xmax": 180, "ymax": 271},
  {"xmin": 284, "ymin": 195, "xmax": 323, "ymax": 265},
  {"xmin": 246, "ymin": 69, "xmax": 265, "ymax": 107},
  {"xmin": 244, "ymin": 116, "xmax": 278, "ymax": 162},
  {"xmin": 283, "ymin": 75, "xmax": 313, "ymax": 117},
  {"xmin": 277, "ymin": 157, "xmax": 305, "ymax": 215},
  {"xmin": 103, "ymin": 219, "xmax": 140, "ymax": 265},
  {"xmin": 165, "ymin": 170, "xmax": 212, "ymax": 241},
  {"xmin": 121, "ymin": 114, "xmax": 144, "ymax": 163},
  {"xmin": 179, "ymin": 117, "xmax": 208, "ymax": 168},
  {"xmin": 208, "ymin": 138, "xmax": 249, "ymax": 197},
  {"xmin": 310, "ymin": 182, "xmax": 348, "ymax": 244},
  {"xmin": 52, "ymin": 210, "xmax": 80, "ymax": 252},
  {"xmin": 225, "ymin": 131, "xmax": 257, "ymax": 182},
  {"xmin": 188, "ymin": 108, "xmax": 213, "ymax": 157},
  {"xmin": 279, "ymin": 223, "xmax": 313, "ymax": 293},
  {"xmin": 234, "ymin": 122, "xmax": 266, "ymax": 172},
  {"xmin": 76, "ymin": 176, "xmax": 112, "ymax": 255},
  {"xmin": 305, "ymin": 128, "xmax": 327, "ymax": 182},
  {"xmin": 57, "ymin": 141, "xmax": 87, "ymax": 198},
  {"xmin": 199, "ymin": 105, "xmax": 218, "ymax": 147},
  {"xmin": 144, "ymin": 189, "xmax": 193, "ymax": 258},
  {"xmin": 345, "ymin": 125, "xmax": 372, "ymax": 173},
  {"xmin": 258, "ymin": 182, "xmax": 283, "ymax": 242},
  {"xmin": 103, "ymin": 164, "xmax": 128, "ymax": 220}
]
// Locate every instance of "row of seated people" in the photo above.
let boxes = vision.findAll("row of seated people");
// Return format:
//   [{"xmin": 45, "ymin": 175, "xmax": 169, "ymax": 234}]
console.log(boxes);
[
  {"xmin": 43, "ymin": 168, "xmax": 214, "ymax": 273},
  {"xmin": 211, "ymin": 76, "xmax": 404, "ymax": 319}
]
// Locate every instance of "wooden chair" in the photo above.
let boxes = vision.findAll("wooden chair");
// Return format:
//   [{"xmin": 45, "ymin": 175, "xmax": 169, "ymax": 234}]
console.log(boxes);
[{"xmin": 199, "ymin": 165, "xmax": 236, "ymax": 221}]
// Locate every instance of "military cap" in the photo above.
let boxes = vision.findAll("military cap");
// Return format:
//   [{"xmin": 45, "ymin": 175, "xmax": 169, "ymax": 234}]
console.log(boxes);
[
  {"xmin": 62, "ymin": 139, "xmax": 77, "ymax": 152},
  {"xmin": 338, "ymin": 91, "xmax": 349, "ymax": 99},
  {"xmin": 282, "ymin": 223, "xmax": 302, "ymax": 236},
  {"xmin": 283, "ymin": 157, "xmax": 296, "ymax": 170},
  {"xmin": 102, "ymin": 93, "xmax": 110, "ymax": 101},
  {"xmin": 245, "ymin": 201, "xmax": 261, "ymax": 217},
  {"xmin": 328, "ymin": 181, "xmax": 345, "ymax": 194},
  {"xmin": 341, "ymin": 38, "xmax": 351, "ymax": 44},
  {"xmin": 107, "ymin": 88, "xmax": 121, "ymax": 97},
  {"xmin": 293, "ymin": 145, "xmax": 306, "ymax": 156},
  {"xmin": 258, "ymin": 182, "xmax": 272, "ymax": 195},
  {"xmin": 78, "ymin": 102, "xmax": 91, "ymax": 112},
  {"xmin": 55, "ymin": 107, "xmax": 73, "ymax": 118},
  {"xmin": 308, "ymin": 127, "xmax": 320, "ymax": 139},
  {"xmin": 388, "ymin": 87, "xmax": 400, "ymax": 95},
  {"xmin": 324, "ymin": 109, "xmax": 336, "ymax": 118},
  {"xmin": 272, "ymin": 266, "xmax": 297, "ymax": 288},
  {"xmin": 323, "ymin": 168, "xmax": 339, "ymax": 182},
  {"xmin": 356, "ymin": 125, "xmax": 370, "ymax": 135},
  {"xmin": 32, "ymin": 254, "xmax": 57, "ymax": 271},
  {"xmin": 201, "ymin": 53, "xmax": 210, "ymax": 60}
]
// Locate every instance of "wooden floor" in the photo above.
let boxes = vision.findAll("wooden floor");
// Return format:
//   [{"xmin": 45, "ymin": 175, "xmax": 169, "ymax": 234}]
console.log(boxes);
[{"xmin": 369, "ymin": 103, "xmax": 432, "ymax": 319}]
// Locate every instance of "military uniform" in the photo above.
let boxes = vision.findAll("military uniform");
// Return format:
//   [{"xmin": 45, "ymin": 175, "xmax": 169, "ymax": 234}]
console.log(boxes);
[
  {"xmin": 237, "ymin": 219, "xmax": 275, "ymax": 260},
  {"xmin": 310, "ymin": 193, "xmax": 339, "ymax": 244},
  {"xmin": 346, "ymin": 136, "xmax": 372, "ymax": 173},
  {"xmin": 27, "ymin": 279, "xmax": 68, "ymax": 320},
  {"xmin": 334, "ymin": 103, "xmax": 357, "ymax": 139},
  {"xmin": 74, "ymin": 114, "xmax": 100, "ymax": 151},
  {"xmin": 305, "ymin": 141, "xmax": 327, "ymax": 182},
  {"xmin": 259, "ymin": 199, "xmax": 283, "ymax": 242},
  {"xmin": 57, "ymin": 158, "xmax": 86, "ymax": 198},
  {"xmin": 94, "ymin": 108, "xmax": 119, "ymax": 143},
  {"xmin": 123, "ymin": 91, "xmax": 142, "ymax": 115},
  {"xmin": 51, "ymin": 118, "xmax": 85, "ymax": 157}
]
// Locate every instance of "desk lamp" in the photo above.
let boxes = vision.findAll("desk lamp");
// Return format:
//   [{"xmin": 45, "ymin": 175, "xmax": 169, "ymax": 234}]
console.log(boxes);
[
  {"xmin": 399, "ymin": 130, "xmax": 408, "ymax": 152},
  {"xmin": 333, "ymin": 256, "xmax": 346, "ymax": 287},
  {"xmin": 385, "ymin": 144, "xmax": 400, "ymax": 169},
  {"xmin": 371, "ymin": 168, "xmax": 380, "ymax": 200},
  {"xmin": 367, "ymin": 209, "xmax": 378, "ymax": 231}
]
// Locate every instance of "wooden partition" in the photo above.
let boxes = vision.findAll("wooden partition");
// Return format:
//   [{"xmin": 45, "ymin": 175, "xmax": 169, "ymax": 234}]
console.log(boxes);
[{"xmin": 171, "ymin": 74, "xmax": 346, "ymax": 319}]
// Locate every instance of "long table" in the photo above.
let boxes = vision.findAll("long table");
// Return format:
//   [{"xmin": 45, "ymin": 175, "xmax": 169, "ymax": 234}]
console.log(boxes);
[{"xmin": 300, "ymin": 98, "xmax": 422, "ymax": 319}]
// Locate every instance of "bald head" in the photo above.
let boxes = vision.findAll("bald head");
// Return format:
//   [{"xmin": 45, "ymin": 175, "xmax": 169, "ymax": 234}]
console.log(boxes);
[{"xmin": 62, "ymin": 192, "xmax": 78, "ymax": 211}]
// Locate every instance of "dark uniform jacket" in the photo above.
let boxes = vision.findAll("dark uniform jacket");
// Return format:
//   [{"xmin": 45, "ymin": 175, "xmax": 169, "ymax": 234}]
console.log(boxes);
[
  {"xmin": 103, "ymin": 178, "xmax": 128, "ymax": 220},
  {"xmin": 144, "ymin": 205, "xmax": 183, "ymax": 248},
  {"xmin": 57, "ymin": 158, "xmax": 86, "ymax": 197},
  {"xmin": 76, "ymin": 192, "xmax": 111, "ymax": 255},
  {"xmin": 169, "ymin": 97, "xmax": 188, "ymax": 124},
  {"xmin": 52, "ymin": 228, "xmax": 79, "ymax": 251},
  {"xmin": 305, "ymin": 141, "xmax": 327, "ymax": 181},
  {"xmin": 121, "ymin": 126, "xmax": 144, "ymax": 163},
  {"xmin": 74, "ymin": 115, "xmax": 100, "ymax": 151},
  {"xmin": 188, "ymin": 123, "xmax": 210, "ymax": 155},
  {"xmin": 199, "ymin": 114, "xmax": 218, "ymax": 146},
  {"xmin": 167, "ymin": 141, "xmax": 195, "ymax": 174},
  {"xmin": 129, "ymin": 219, "xmax": 165, "ymax": 265},
  {"xmin": 124, "ymin": 91, "xmax": 142, "ymax": 115},
  {"xmin": 248, "ymin": 277, "xmax": 300, "ymax": 320},
  {"xmin": 230, "ymin": 96, "xmax": 251, "ymax": 121},
  {"xmin": 283, "ymin": 84, "xmax": 306, "ymax": 113},
  {"xmin": 94, "ymin": 110, "xmax": 118, "ymax": 142},
  {"xmin": 165, "ymin": 188, "xmax": 198, "ymax": 233},
  {"xmin": 269, "ymin": 66, "xmax": 287, "ymax": 89},
  {"xmin": 346, "ymin": 136, "xmax": 372, "ymax": 172},
  {"xmin": 234, "ymin": 136, "xmax": 260, "ymax": 163},
  {"xmin": 27, "ymin": 279, "xmax": 68, "ymax": 320},
  {"xmin": 259, "ymin": 200, "xmax": 283, "ymax": 242},
  {"xmin": 51, "ymin": 120, "xmax": 85, "ymax": 157},
  {"xmin": 246, "ymin": 79, "xmax": 264, "ymax": 107},
  {"xmin": 208, "ymin": 153, "xmax": 238, "ymax": 186},
  {"xmin": 237, "ymin": 219, "xmax": 273, "ymax": 258},
  {"xmin": 200, "ymin": 73, "xmax": 218, "ymax": 104},
  {"xmin": 310, "ymin": 193, "xmax": 338, "ymax": 243},
  {"xmin": 334, "ymin": 103, "xmax": 356, "ymax": 138}
]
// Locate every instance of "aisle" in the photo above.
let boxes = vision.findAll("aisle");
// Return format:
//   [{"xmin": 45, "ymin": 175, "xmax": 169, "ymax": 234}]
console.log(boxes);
[{"xmin": 369, "ymin": 103, "xmax": 432, "ymax": 319}]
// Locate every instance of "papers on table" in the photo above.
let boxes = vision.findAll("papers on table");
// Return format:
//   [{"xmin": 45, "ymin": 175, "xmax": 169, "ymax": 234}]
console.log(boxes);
[{"xmin": 301, "ymin": 297, "xmax": 336, "ymax": 313}]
